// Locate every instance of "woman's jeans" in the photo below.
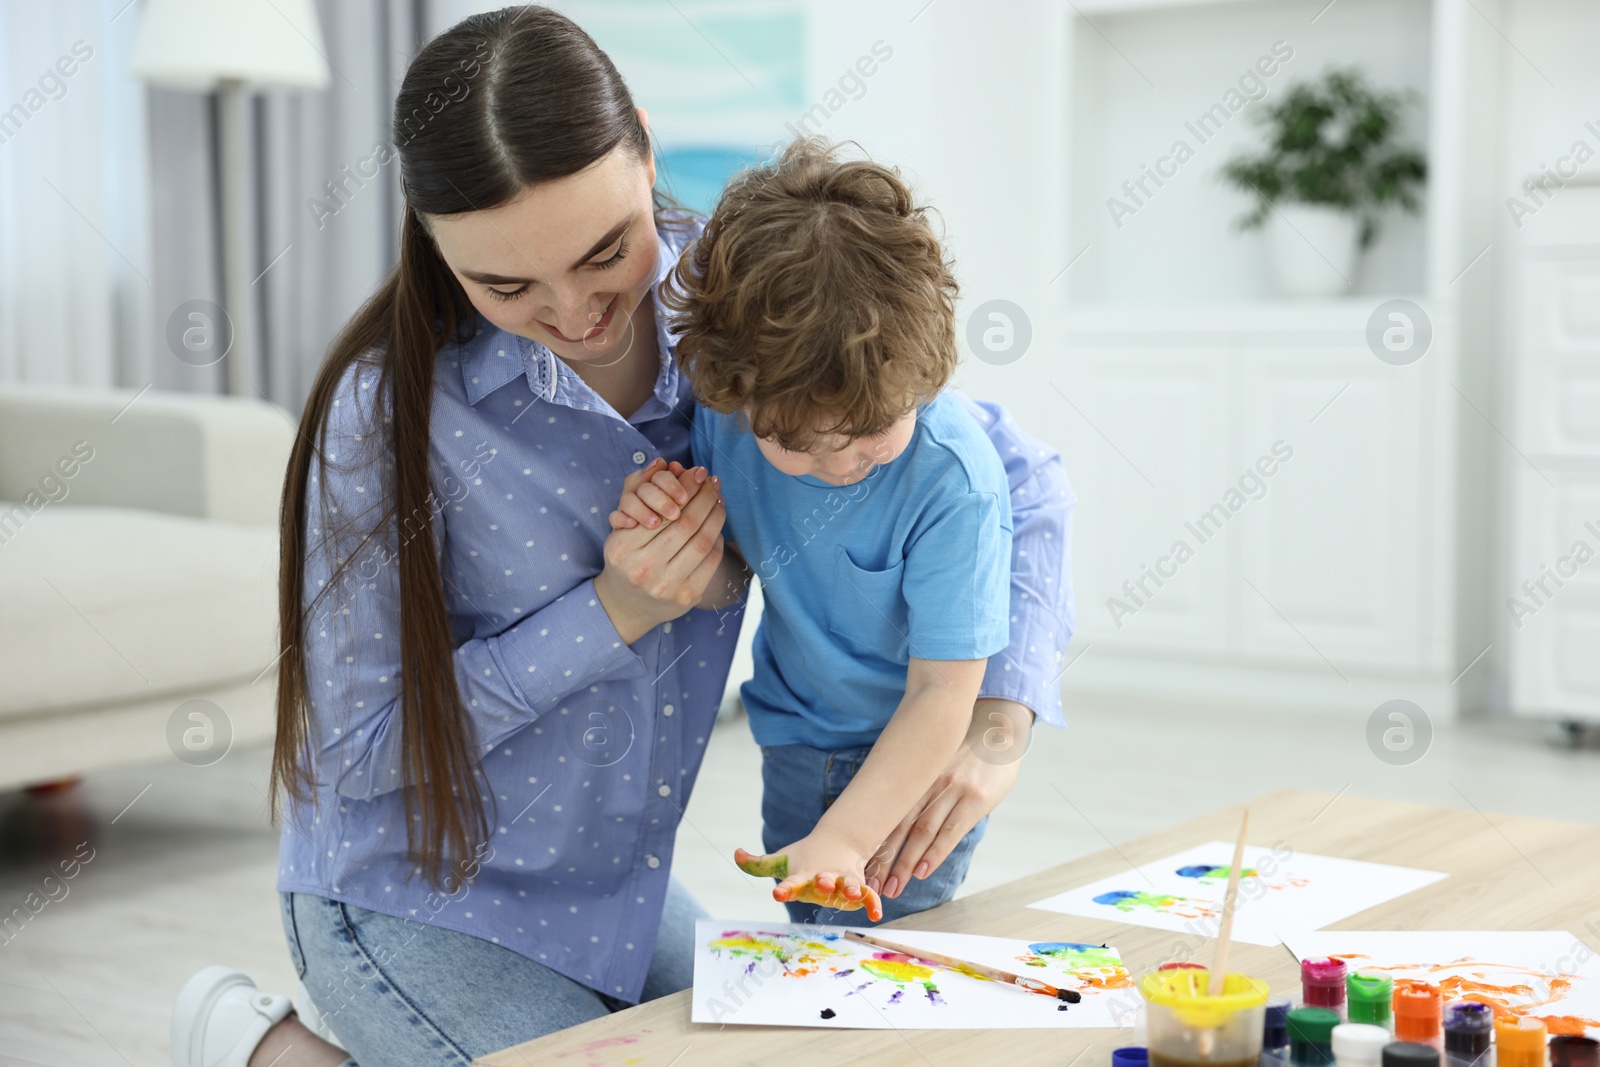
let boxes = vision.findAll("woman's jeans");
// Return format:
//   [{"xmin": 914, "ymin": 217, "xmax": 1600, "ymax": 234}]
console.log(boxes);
[
  {"xmin": 759, "ymin": 742, "xmax": 988, "ymax": 925},
  {"xmin": 280, "ymin": 878, "xmax": 704, "ymax": 1065}
]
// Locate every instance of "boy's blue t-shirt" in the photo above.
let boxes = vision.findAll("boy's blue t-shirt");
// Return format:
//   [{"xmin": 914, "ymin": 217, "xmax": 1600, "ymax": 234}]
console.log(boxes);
[{"xmin": 692, "ymin": 391, "xmax": 1013, "ymax": 750}]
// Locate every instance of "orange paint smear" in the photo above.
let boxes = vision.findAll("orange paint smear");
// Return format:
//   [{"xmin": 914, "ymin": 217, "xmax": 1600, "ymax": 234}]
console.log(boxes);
[
  {"xmin": 777, "ymin": 878, "xmax": 884, "ymax": 921},
  {"xmin": 1537, "ymin": 1017, "xmax": 1600, "ymax": 1037},
  {"xmin": 1013, "ymin": 953, "xmax": 1135, "ymax": 991},
  {"xmin": 1077, "ymin": 968, "xmax": 1136, "ymax": 990}
]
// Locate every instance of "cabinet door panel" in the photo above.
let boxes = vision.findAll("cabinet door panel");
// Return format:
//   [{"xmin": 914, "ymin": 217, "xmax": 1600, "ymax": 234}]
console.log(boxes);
[
  {"xmin": 1508, "ymin": 470, "xmax": 1600, "ymax": 719},
  {"xmin": 1057, "ymin": 347, "xmax": 1231, "ymax": 653},
  {"xmin": 1519, "ymin": 259, "xmax": 1600, "ymax": 457},
  {"xmin": 1236, "ymin": 349, "xmax": 1425, "ymax": 670}
]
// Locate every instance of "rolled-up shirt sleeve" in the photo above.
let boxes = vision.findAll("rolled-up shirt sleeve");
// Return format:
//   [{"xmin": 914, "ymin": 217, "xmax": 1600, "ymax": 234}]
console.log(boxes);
[
  {"xmin": 303, "ymin": 362, "xmax": 648, "ymax": 799},
  {"xmin": 956, "ymin": 393, "xmax": 1076, "ymax": 729}
]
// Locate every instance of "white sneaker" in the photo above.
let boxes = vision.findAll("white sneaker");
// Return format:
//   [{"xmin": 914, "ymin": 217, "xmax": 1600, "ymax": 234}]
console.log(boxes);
[{"xmin": 172, "ymin": 966, "xmax": 295, "ymax": 1067}]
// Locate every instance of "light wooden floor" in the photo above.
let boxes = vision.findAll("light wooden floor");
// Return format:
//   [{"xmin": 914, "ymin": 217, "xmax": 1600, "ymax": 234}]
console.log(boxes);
[{"xmin": 3, "ymin": 702, "xmax": 1597, "ymax": 1066}]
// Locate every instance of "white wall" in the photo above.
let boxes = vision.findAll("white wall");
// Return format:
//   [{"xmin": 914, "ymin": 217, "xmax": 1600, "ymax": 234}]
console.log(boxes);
[{"xmin": 795, "ymin": 0, "xmax": 1069, "ymax": 474}]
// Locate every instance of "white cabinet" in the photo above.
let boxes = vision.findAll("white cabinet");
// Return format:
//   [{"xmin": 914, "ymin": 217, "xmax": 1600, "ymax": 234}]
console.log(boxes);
[
  {"xmin": 1058, "ymin": 303, "xmax": 1454, "ymax": 715},
  {"xmin": 1507, "ymin": 188, "xmax": 1600, "ymax": 726},
  {"xmin": 1058, "ymin": 345, "xmax": 1231, "ymax": 655},
  {"xmin": 1235, "ymin": 349, "xmax": 1429, "ymax": 671}
]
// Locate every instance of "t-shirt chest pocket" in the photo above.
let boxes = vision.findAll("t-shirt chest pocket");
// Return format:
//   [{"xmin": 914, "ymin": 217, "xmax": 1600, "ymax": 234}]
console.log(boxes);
[{"xmin": 827, "ymin": 547, "xmax": 910, "ymax": 659}]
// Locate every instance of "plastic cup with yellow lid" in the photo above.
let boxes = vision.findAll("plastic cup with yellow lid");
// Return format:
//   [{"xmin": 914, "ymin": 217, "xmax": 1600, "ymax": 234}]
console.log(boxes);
[{"xmin": 1139, "ymin": 968, "xmax": 1272, "ymax": 1066}]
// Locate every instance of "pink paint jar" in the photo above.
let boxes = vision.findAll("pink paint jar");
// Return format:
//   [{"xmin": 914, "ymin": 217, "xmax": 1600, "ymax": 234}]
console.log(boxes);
[{"xmin": 1300, "ymin": 957, "xmax": 1348, "ymax": 1018}]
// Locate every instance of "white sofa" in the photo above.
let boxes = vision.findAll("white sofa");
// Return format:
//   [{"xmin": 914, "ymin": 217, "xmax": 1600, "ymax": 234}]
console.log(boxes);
[{"xmin": 0, "ymin": 385, "xmax": 292, "ymax": 788}]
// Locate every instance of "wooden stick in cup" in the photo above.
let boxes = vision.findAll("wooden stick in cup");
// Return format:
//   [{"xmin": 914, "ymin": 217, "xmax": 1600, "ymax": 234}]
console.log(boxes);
[{"xmin": 1207, "ymin": 807, "xmax": 1251, "ymax": 996}]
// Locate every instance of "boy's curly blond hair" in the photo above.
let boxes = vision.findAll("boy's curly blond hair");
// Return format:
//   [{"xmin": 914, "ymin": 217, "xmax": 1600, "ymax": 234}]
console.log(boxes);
[{"xmin": 663, "ymin": 138, "xmax": 959, "ymax": 452}]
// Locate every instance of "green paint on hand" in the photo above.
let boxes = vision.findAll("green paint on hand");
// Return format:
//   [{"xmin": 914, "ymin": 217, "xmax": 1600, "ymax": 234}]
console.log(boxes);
[{"xmin": 736, "ymin": 852, "xmax": 789, "ymax": 878}]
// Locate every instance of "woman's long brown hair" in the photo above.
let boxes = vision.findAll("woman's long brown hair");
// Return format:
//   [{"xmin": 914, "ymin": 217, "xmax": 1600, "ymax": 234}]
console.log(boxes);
[{"xmin": 271, "ymin": 5, "xmax": 672, "ymax": 888}]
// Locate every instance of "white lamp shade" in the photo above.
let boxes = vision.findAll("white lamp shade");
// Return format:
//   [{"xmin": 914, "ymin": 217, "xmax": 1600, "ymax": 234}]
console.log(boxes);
[{"xmin": 131, "ymin": 0, "xmax": 330, "ymax": 90}]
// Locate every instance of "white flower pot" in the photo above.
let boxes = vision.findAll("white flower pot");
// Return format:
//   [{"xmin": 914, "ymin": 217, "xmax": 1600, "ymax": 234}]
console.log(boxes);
[{"xmin": 1264, "ymin": 204, "xmax": 1362, "ymax": 297}]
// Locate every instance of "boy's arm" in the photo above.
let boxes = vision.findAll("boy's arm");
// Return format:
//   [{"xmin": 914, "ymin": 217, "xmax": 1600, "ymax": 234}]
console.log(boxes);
[
  {"xmin": 862, "ymin": 696, "xmax": 1032, "ymax": 900},
  {"xmin": 853, "ymin": 400, "xmax": 1073, "ymax": 899},
  {"xmin": 810, "ymin": 656, "xmax": 986, "ymax": 858},
  {"xmin": 737, "ymin": 656, "xmax": 986, "ymax": 918}
]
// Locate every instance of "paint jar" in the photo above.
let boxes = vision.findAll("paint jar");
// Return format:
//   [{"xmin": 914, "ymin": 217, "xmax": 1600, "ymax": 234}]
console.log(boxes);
[
  {"xmin": 1262, "ymin": 1000, "xmax": 1293, "ymax": 1066},
  {"xmin": 1332, "ymin": 1023, "xmax": 1392, "ymax": 1067},
  {"xmin": 1347, "ymin": 972, "xmax": 1394, "ymax": 1032},
  {"xmin": 1394, "ymin": 982, "xmax": 1443, "ymax": 1048},
  {"xmin": 1139, "ymin": 969, "xmax": 1271, "ymax": 1067},
  {"xmin": 1384, "ymin": 1043, "xmax": 1443, "ymax": 1067},
  {"xmin": 1551, "ymin": 1036, "xmax": 1600, "ymax": 1067},
  {"xmin": 1288, "ymin": 1007, "xmax": 1342, "ymax": 1065},
  {"xmin": 1442, "ymin": 1002, "xmax": 1494, "ymax": 1067},
  {"xmin": 1303, "ymin": 958, "xmax": 1350, "ymax": 1018},
  {"xmin": 1495, "ymin": 1017, "xmax": 1549, "ymax": 1067}
]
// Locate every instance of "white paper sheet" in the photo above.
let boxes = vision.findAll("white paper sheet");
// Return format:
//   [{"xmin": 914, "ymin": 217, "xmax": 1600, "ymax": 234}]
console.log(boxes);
[
  {"xmin": 691, "ymin": 920, "xmax": 1142, "ymax": 1028},
  {"xmin": 1026, "ymin": 842, "xmax": 1447, "ymax": 947},
  {"xmin": 1281, "ymin": 931, "xmax": 1600, "ymax": 1038}
]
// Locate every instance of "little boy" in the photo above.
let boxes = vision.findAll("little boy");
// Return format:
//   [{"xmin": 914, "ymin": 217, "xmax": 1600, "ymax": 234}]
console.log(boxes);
[{"xmin": 609, "ymin": 139, "xmax": 1011, "ymax": 925}]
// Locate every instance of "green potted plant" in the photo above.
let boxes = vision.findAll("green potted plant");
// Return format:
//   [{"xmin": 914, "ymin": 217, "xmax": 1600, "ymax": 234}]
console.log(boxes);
[{"xmin": 1222, "ymin": 68, "xmax": 1427, "ymax": 297}]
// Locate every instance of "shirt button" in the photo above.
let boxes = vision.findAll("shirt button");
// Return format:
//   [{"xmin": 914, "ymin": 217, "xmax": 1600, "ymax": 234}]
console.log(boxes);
[
  {"xmin": 645, "ymin": 854, "xmax": 661, "ymax": 868},
  {"xmin": 658, "ymin": 784, "xmax": 671, "ymax": 797},
  {"xmin": 632, "ymin": 451, "xmax": 647, "ymax": 465},
  {"xmin": 662, "ymin": 704, "xmax": 674, "ymax": 717}
]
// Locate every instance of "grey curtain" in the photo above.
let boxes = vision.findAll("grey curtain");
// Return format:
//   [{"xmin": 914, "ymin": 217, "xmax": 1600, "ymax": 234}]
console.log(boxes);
[{"xmin": 146, "ymin": 0, "xmax": 427, "ymax": 410}]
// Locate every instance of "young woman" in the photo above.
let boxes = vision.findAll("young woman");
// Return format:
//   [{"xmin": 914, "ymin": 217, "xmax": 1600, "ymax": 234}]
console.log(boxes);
[{"xmin": 170, "ymin": 7, "xmax": 1074, "ymax": 1066}]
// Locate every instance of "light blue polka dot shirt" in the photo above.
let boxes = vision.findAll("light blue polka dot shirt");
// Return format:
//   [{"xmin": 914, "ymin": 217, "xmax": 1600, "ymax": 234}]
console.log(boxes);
[{"xmin": 276, "ymin": 218, "xmax": 1077, "ymax": 1003}]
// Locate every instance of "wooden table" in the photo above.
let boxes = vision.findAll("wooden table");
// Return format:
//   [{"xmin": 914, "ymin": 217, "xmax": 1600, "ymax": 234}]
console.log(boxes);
[{"xmin": 479, "ymin": 788, "xmax": 1600, "ymax": 1065}]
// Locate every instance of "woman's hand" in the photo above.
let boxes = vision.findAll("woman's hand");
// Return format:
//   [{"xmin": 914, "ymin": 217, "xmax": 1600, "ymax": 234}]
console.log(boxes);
[
  {"xmin": 864, "ymin": 698, "xmax": 1035, "ymax": 899},
  {"xmin": 594, "ymin": 458, "xmax": 727, "ymax": 644}
]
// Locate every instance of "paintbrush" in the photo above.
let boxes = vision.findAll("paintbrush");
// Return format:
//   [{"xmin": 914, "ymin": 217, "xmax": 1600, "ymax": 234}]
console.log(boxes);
[
  {"xmin": 843, "ymin": 930, "xmax": 1083, "ymax": 1003},
  {"xmin": 1207, "ymin": 807, "xmax": 1251, "ymax": 996}
]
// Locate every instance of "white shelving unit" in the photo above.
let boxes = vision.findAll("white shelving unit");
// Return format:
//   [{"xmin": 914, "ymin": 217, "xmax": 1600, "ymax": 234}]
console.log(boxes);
[{"xmin": 1047, "ymin": 0, "xmax": 1501, "ymax": 719}]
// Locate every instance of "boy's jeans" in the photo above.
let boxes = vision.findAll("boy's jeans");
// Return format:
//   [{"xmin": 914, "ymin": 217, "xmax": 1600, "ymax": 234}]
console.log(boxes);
[{"xmin": 759, "ymin": 742, "xmax": 988, "ymax": 926}]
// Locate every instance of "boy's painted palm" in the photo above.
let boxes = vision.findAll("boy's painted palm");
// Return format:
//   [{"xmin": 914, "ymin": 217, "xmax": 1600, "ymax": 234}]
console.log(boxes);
[{"xmin": 734, "ymin": 845, "xmax": 885, "ymax": 922}]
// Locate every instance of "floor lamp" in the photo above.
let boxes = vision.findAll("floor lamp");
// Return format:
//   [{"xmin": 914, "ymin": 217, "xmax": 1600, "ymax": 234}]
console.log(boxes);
[{"xmin": 132, "ymin": 0, "xmax": 329, "ymax": 397}]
